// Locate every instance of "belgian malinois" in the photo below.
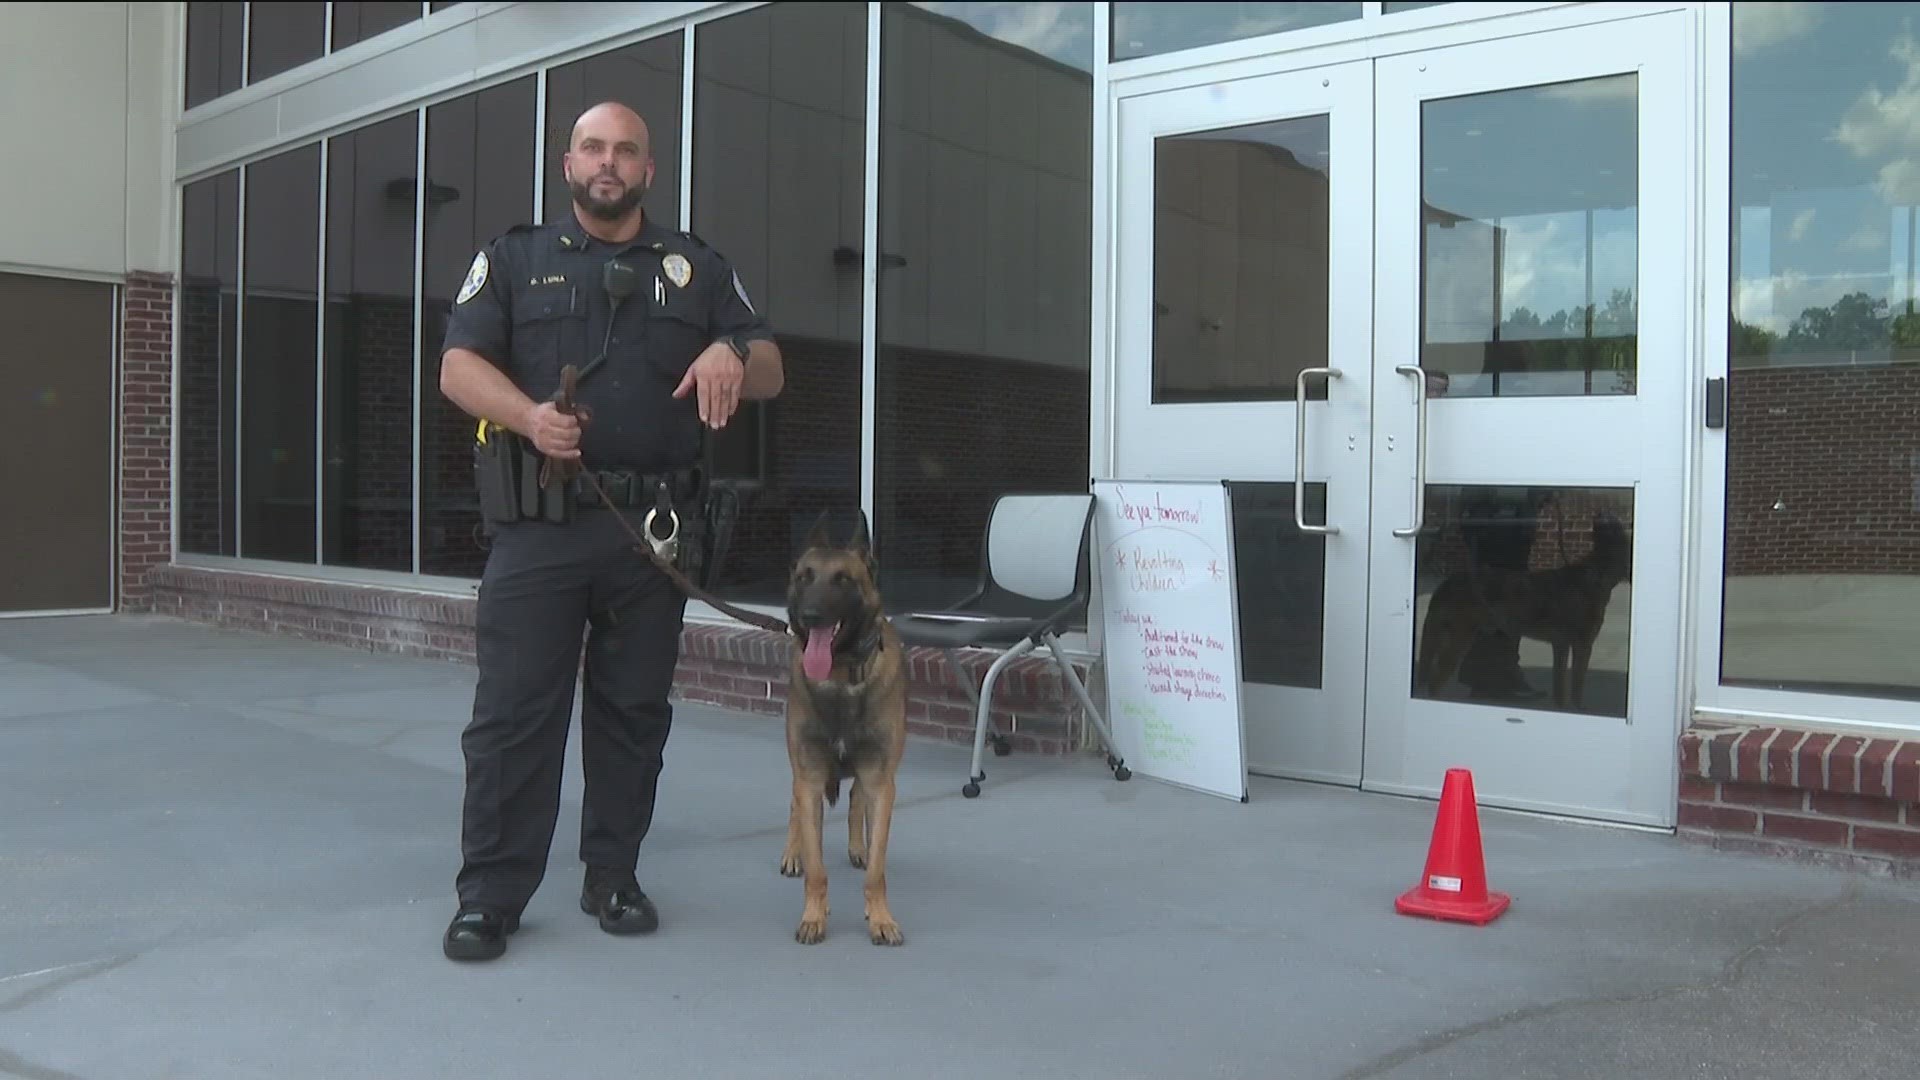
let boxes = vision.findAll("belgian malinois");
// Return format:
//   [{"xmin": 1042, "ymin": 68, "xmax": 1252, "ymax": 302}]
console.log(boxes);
[
  {"xmin": 779, "ymin": 510, "xmax": 907, "ymax": 946},
  {"xmin": 1415, "ymin": 511, "xmax": 1632, "ymax": 711}
]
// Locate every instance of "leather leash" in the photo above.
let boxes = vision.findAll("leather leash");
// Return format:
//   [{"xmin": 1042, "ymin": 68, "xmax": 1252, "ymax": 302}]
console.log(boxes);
[{"xmin": 546, "ymin": 364, "xmax": 791, "ymax": 637}]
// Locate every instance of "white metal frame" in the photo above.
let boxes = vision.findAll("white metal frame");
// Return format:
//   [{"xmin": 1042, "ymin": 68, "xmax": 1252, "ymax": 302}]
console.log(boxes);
[
  {"xmin": 1685, "ymin": 4, "xmax": 1920, "ymax": 737},
  {"xmin": 1102, "ymin": 0, "xmax": 1709, "ymax": 827}
]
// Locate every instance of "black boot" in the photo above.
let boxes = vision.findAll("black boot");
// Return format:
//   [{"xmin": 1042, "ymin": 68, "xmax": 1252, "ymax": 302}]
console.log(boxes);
[
  {"xmin": 443, "ymin": 907, "xmax": 520, "ymax": 961},
  {"xmin": 580, "ymin": 872, "xmax": 660, "ymax": 936}
]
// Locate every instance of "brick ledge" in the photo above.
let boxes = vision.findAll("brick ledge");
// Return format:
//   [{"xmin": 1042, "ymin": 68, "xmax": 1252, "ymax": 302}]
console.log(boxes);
[
  {"xmin": 1678, "ymin": 721, "xmax": 1920, "ymax": 878},
  {"xmin": 148, "ymin": 562, "xmax": 1099, "ymax": 756}
]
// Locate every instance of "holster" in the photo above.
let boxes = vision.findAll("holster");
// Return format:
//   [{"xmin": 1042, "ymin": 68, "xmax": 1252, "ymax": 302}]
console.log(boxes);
[
  {"xmin": 473, "ymin": 421, "xmax": 522, "ymax": 533},
  {"xmin": 472, "ymin": 421, "xmax": 573, "ymax": 530},
  {"xmin": 697, "ymin": 481, "xmax": 745, "ymax": 591}
]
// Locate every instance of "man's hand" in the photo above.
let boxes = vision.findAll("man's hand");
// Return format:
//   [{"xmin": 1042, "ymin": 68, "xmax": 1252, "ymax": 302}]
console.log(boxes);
[
  {"xmin": 673, "ymin": 342, "xmax": 747, "ymax": 430},
  {"xmin": 524, "ymin": 400, "xmax": 581, "ymax": 460}
]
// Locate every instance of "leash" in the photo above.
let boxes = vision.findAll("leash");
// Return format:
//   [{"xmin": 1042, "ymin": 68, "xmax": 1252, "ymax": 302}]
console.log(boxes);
[{"xmin": 545, "ymin": 364, "xmax": 791, "ymax": 638}]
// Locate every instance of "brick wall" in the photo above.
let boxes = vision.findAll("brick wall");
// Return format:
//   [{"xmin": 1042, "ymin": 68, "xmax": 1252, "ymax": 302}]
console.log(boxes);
[
  {"xmin": 147, "ymin": 563, "xmax": 1098, "ymax": 757},
  {"xmin": 120, "ymin": 271, "xmax": 175, "ymax": 609},
  {"xmin": 1726, "ymin": 364, "xmax": 1920, "ymax": 576},
  {"xmin": 176, "ymin": 277, "xmax": 233, "ymax": 557},
  {"xmin": 1679, "ymin": 722, "xmax": 1920, "ymax": 879}
]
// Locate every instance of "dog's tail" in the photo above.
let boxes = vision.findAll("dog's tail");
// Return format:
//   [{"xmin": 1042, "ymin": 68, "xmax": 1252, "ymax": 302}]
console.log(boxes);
[{"xmin": 824, "ymin": 767, "xmax": 842, "ymax": 808}]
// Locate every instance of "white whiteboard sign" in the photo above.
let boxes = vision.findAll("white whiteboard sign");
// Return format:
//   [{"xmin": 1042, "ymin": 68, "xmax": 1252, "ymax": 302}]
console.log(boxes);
[{"xmin": 1091, "ymin": 479, "xmax": 1247, "ymax": 802}]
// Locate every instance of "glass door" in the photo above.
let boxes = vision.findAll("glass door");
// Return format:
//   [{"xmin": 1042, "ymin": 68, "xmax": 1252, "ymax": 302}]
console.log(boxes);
[
  {"xmin": 1112, "ymin": 61, "xmax": 1376, "ymax": 786},
  {"xmin": 1361, "ymin": 11, "xmax": 1692, "ymax": 827}
]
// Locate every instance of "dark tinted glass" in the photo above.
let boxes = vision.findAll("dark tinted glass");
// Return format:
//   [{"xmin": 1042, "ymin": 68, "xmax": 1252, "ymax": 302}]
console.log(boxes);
[
  {"xmin": 184, "ymin": 2, "xmax": 244, "ymax": 110},
  {"xmin": 1151, "ymin": 115, "xmax": 1331, "ymax": 403},
  {"xmin": 331, "ymin": 2, "xmax": 421, "ymax": 51},
  {"xmin": 179, "ymin": 170, "xmax": 241, "ymax": 556},
  {"xmin": 874, "ymin": 2, "xmax": 1095, "ymax": 611},
  {"xmin": 248, "ymin": 2, "xmax": 326, "ymax": 84},
  {"xmin": 1413, "ymin": 486, "xmax": 1635, "ymax": 719},
  {"xmin": 692, "ymin": 3, "xmax": 868, "ymax": 606},
  {"xmin": 324, "ymin": 113, "xmax": 420, "ymax": 573},
  {"xmin": 241, "ymin": 144, "xmax": 323, "ymax": 564}
]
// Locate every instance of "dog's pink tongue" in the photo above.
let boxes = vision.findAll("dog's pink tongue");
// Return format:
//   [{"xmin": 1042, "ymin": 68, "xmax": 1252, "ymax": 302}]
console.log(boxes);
[{"xmin": 802, "ymin": 626, "xmax": 836, "ymax": 681}]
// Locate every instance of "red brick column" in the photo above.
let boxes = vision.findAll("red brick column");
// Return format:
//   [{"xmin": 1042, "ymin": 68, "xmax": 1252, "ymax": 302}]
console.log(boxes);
[{"xmin": 120, "ymin": 270, "xmax": 174, "ymax": 611}]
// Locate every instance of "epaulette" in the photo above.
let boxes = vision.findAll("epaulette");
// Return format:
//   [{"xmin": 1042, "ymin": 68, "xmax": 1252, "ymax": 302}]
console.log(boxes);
[{"xmin": 676, "ymin": 228, "xmax": 711, "ymax": 251}]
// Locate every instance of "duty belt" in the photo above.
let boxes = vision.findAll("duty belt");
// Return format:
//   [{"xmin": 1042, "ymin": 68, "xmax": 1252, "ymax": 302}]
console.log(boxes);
[{"xmin": 566, "ymin": 469, "xmax": 700, "ymax": 508}]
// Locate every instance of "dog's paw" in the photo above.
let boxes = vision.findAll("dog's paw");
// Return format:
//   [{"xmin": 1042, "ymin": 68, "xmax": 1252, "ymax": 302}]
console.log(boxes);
[
  {"xmin": 795, "ymin": 917, "xmax": 828, "ymax": 945},
  {"xmin": 848, "ymin": 847, "xmax": 867, "ymax": 869},
  {"xmin": 779, "ymin": 851, "xmax": 803, "ymax": 877},
  {"xmin": 867, "ymin": 916, "xmax": 904, "ymax": 947}
]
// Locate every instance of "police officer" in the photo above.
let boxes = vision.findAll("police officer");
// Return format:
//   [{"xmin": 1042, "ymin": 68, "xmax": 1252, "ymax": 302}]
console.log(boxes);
[{"xmin": 436, "ymin": 101, "xmax": 783, "ymax": 962}]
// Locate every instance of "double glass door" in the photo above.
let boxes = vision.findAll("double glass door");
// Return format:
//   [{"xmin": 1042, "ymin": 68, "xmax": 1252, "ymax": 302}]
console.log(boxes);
[{"xmin": 1112, "ymin": 12, "xmax": 1690, "ymax": 827}]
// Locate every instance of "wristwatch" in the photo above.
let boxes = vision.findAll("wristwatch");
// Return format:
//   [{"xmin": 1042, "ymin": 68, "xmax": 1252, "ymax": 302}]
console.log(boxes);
[{"xmin": 720, "ymin": 333, "xmax": 750, "ymax": 362}]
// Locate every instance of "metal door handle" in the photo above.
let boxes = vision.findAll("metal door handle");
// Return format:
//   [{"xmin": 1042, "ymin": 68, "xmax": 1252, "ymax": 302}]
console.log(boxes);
[
  {"xmin": 1294, "ymin": 366, "xmax": 1342, "ymax": 535},
  {"xmin": 1392, "ymin": 364, "xmax": 1427, "ymax": 538}
]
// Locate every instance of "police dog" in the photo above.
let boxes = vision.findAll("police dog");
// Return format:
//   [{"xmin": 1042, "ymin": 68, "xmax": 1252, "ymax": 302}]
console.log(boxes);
[
  {"xmin": 1415, "ymin": 511, "xmax": 1632, "ymax": 711},
  {"xmin": 778, "ymin": 510, "xmax": 907, "ymax": 946}
]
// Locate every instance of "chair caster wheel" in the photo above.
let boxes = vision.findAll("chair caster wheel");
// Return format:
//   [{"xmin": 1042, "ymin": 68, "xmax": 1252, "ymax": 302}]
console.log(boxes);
[
  {"xmin": 962, "ymin": 781, "xmax": 981, "ymax": 798},
  {"xmin": 1114, "ymin": 766, "xmax": 1132, "ymax": 781},
  {"xmin": 990, "ymin": 734, "xmax": 1011, "ymax": 757}
]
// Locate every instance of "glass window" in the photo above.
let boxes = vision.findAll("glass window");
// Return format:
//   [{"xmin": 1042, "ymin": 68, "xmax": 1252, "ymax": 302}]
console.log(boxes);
[
  {"xmin": 330, "ymin": 2, "xmax": 421, "ymax": 51},
  {"xmin": 1723, "ymin": 4, "xmax": 1920, "ymax": 702},
  {"xmin": 248, "ymin": 2, "xmax": 326, "ymax": 84},
  {"xmin": 419, "ymin": 78, "xmax": 537, "ymax": 578},
  {"xmin": 875, "ymin": 2, "xmax": 1095, "ymax": 611},
  {"xmin": 692, "ymin": 3, "xmax": 868, "ymax": 606},
  {"xmin": 1421, "ymin": 76, "xmax": 1639, "ymax": 399},
  {"xmin": 543, "ymin": 32, "xmax": 684, "ymax": 229},
  {"xmin": 323, "ymin": 113, "xmax": 419, "ymax": 573},
  {"xmin": 240, "ymin": 144, "xmax": 323, "ymax": 564},
  {"xmin": 184, "ymin": 2, "xmax": 244, "ymax": 110},
  {"xmin": 1151, "ymin": 114, "xmax": 1331, "ymax": 403},
  {"xmin": 1111, "ymin": 2, "xmax": 1358, "ymax": 62},
  {"xmin": 179, "ymin": 170, "xmax": 241, "ymax": 557}
]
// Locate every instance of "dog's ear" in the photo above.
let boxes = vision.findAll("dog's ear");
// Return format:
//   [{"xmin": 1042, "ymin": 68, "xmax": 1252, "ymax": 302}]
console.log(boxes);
[
  {"xmin": 849, "ymin": 508, "xmax": 872, "ymax": 557},
  {"xmin": 803, "ymin": 508, "xmax": 834, "ymax": 552}
]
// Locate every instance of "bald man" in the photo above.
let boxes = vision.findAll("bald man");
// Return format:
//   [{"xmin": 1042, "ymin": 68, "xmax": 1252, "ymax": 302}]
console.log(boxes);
[{"xmin": 437, "ymin": 101, "xmax": 784, "ymax": 962}]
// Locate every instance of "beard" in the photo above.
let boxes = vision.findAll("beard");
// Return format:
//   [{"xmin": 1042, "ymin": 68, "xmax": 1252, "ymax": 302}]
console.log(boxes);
[{"xmin": 570, "ymin": 171, "xmax": 647, "ymax": 221}]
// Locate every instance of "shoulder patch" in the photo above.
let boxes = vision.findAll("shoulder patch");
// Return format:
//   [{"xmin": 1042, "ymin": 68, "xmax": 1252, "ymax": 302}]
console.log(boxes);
[
  {"xmin": 456, "ymin": 251, "xmax": 489, "ymax": 305},
  {"xmin": 731, "ymin": 269, "xmax": 755, "ymax": 314}
]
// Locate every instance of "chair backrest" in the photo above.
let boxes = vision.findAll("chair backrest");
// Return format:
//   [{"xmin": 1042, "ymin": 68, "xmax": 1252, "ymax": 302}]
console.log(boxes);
[{"xmin": 981, "ymin": 493, "xmax": 1094, "ymax": 606}]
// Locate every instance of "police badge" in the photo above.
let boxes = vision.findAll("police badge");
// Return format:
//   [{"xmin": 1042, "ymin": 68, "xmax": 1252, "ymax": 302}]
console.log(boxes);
[{"xmin": 662, "ymin": 252, "xmax": 692, "ymax": 289}]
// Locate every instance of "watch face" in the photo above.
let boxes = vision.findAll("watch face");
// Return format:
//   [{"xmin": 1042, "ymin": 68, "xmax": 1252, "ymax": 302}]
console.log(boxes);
[{"xmin": 728, "ymin": 336, "xmax": 750, "ymax": 361}]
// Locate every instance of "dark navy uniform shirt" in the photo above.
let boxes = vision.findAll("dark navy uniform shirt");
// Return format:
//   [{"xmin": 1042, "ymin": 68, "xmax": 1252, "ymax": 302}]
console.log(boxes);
[{"xmin": 441, "ymin": 214, "xmax": 774, "ymax": 474}]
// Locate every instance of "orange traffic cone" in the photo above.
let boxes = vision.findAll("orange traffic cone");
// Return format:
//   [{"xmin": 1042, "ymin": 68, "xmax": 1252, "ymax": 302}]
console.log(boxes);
[{"xmin": 1395, "ymin": 767, "xmax": 1511, "ymax": 925}]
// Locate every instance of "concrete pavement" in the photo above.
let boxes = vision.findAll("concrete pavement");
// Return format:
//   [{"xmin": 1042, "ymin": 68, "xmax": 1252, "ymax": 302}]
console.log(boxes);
[{"xmin": 2, "ymin": 614, "xmax": 1915, "ymax": 1079}]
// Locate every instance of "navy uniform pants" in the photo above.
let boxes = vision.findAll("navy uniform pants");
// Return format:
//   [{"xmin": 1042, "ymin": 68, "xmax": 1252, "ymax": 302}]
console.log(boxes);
[{"xmin": 456, "ymin": 507, "xmax": 687, "ymax": 917}]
